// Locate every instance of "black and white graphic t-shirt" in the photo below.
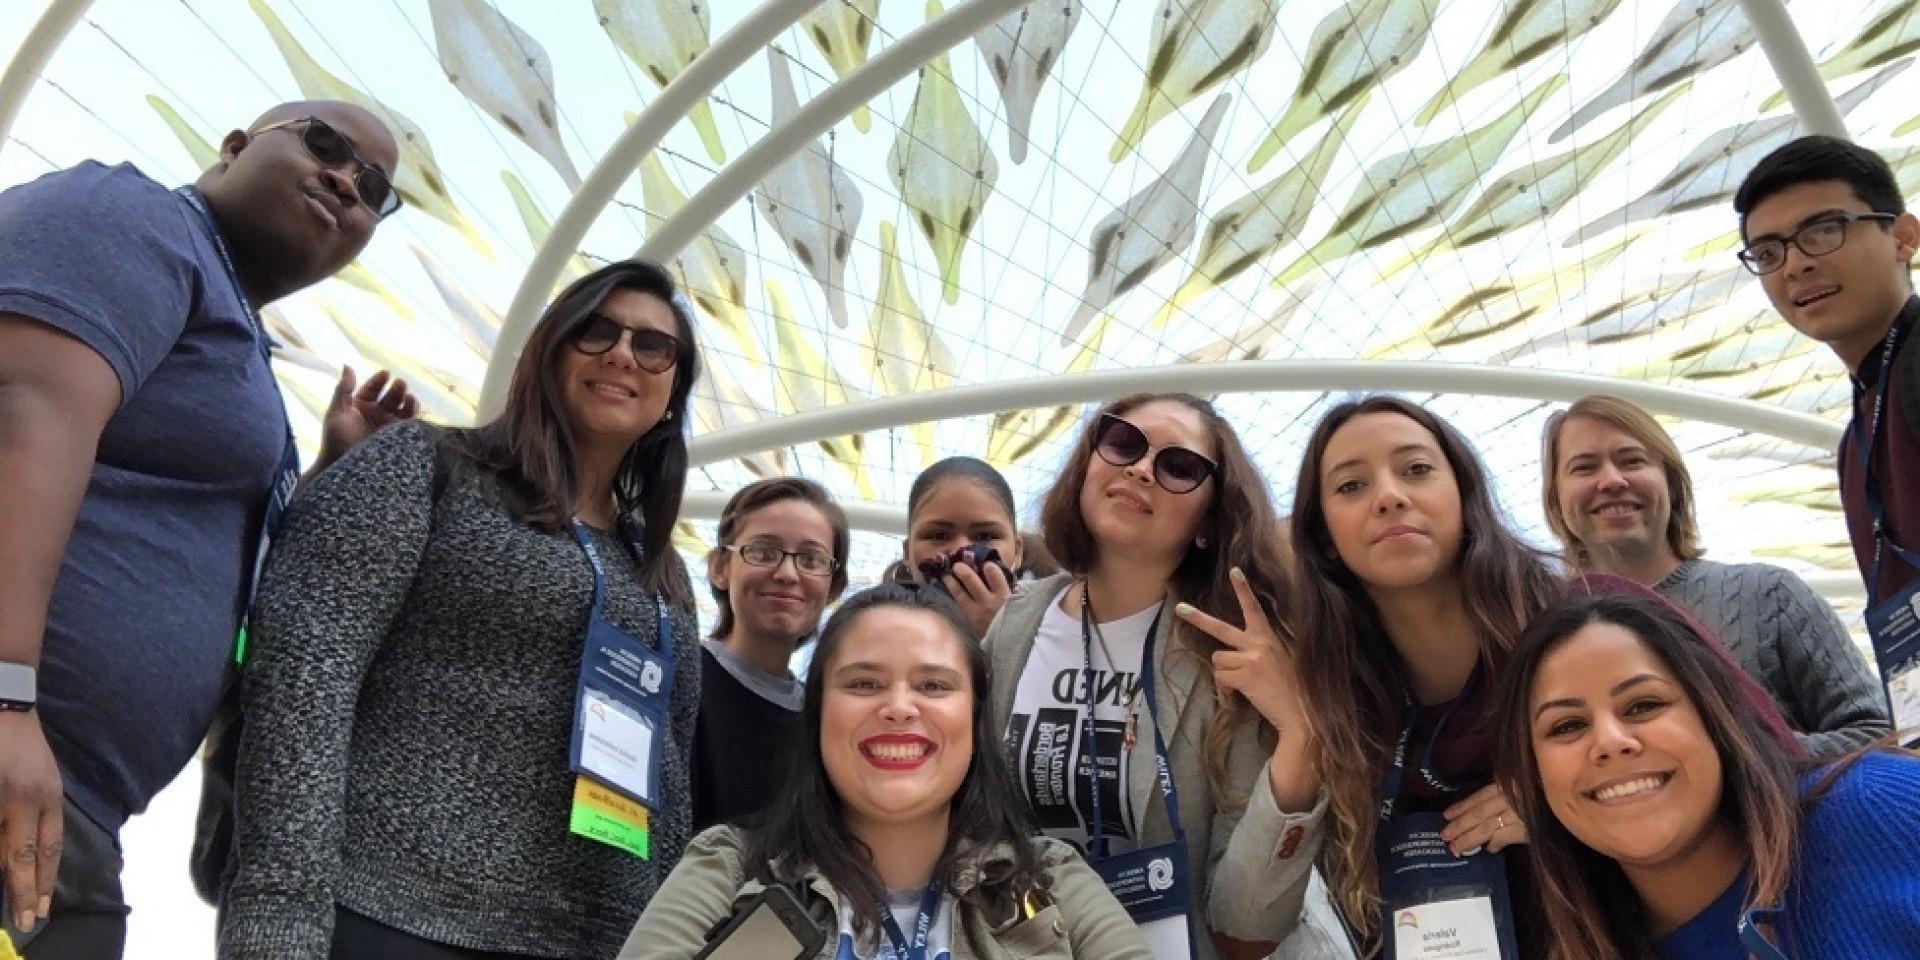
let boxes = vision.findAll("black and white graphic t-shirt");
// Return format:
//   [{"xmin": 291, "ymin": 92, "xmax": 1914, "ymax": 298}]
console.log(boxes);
[{"xmin": 1005, "ymin": 585, "xmax": 1156, "ymax": 854}]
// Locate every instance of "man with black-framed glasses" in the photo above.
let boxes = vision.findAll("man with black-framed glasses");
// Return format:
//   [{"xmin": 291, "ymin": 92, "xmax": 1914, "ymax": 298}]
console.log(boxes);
[
  {"xmin": 0, "ymin": 99, "xmax": 413, "ymax": 958},
  {"xmin": 1735, "ymin": 135, "xmax": 1920, "ymax": 745}
]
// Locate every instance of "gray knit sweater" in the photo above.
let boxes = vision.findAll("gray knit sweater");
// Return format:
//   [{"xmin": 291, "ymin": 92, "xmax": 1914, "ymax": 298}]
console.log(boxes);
[
  {"xmin": 1655, "ymin": 558, "xmax": 1889, "ymax": 757},
  {"xmin": 219, "ymin": 420, "xmax": 700, "ymax": 960}
]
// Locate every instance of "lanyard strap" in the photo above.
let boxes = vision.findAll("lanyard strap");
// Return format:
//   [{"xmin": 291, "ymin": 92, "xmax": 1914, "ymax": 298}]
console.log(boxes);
[
  {"xmin": 1854, "ymin": 301, "xmax": 1920, "ymax": 606},
  {"xmin": 178, "ymin": 187, "xmax": 301, "ymax": 665},
  {"xmin": 1379, "ymin": 662, "xmax": 1482, "ymax": 821},
  {"xmin": 1078, "ymin": 587, "xmax": 1181, "ymax": 861},
  {"xmin": 877, "ymin": 886, "xmax": 943, "ymax": 960},
  {"xmin": 569, "ymin": 519, "xmax": 671, "ymax": 650},
  {"xmin": 174, "ymin": 187, "xmax": 273, "ymax": 362},
  {"xmin": 1738, "ymin": 907, "xmax": 1790, "ymax": 960}
]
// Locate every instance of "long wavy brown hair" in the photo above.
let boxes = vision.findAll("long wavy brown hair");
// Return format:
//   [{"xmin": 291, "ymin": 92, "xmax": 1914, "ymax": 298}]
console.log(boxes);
[
  {"xmin": 1288, "ymin": 395, "xmax": 1560, "ymax": 946},
  {"xmin": 1493, "ymin": 589, "xmax": 1804, "ymax": 960},
  {"xmin": 1038, "ymin": 391, "xmax": 1291, "ymax": 798},
  {"xmin": 451, "ymin": 260, "xmax": 699, "ymax": 609}
]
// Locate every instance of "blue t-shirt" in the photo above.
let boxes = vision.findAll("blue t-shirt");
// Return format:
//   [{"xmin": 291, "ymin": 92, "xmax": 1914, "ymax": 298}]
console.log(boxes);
[
  {"xmin": 0, "ymin": 161, "xmax": 290, "ymax": 831},
  {"xmin": 1655, "ymin": 868, "xmax": 1748, "ymax": 960}
]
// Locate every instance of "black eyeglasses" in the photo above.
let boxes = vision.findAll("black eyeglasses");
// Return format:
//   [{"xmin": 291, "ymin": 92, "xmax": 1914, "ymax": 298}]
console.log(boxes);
[
  {"xmin": 1737, "ymin": 211, "xmax": 1896, "ymax": 275},
  {"xmin": 1093, "ymin": 413, "xmax": 1217, "ymax": 494},
  {"xmin": 571, "ymin": 314, "xmax": 681, "ymax": 374},
  {"xmin": 724, "ymin": 543, "xmax": 837, "ymax": 577},
  {"xmin": 251, "ymin": 116, "xmax": 402, "ymax": 219}
]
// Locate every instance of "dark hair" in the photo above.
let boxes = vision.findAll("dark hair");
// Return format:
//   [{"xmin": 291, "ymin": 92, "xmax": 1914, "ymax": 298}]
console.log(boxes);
[
  {"xmin": 742, "ymin": 584, "xmax": 1047, "ymax": 938},
  {"xmin": 450, "ymin": 260, "xmax": 700, "ymax": 608},
  {"xmin": 1492, "ymin": 585, "xmax": 1804, "ymax": 960},
  {"xmin": 1288, "ymin": 395, "xmax": 1561, "ymax": 942},
  {"xmin": 1038, "ymin": 391, "xmax": 1291, "ymax": 799},
  {"xmin": 1541, "ymin": 396, "xmax": 1703, "ymax": 567},
  {"xmin": 1734, "ymin": 135, "xmax": 1905, "ymax": 239},
  {"xmin": 707, "ymin": 477, "xmax": 852, "ymax": 639},
  {"xmin": 909, "ymin": 457, "xmax": 1017, "ymax": 527}
]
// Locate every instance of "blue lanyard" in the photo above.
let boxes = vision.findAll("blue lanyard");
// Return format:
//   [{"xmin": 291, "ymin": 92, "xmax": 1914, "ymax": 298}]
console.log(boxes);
[
  {"xmin": 569, "ymin": 519, "xmax": 670, "ymax": 650},
  {"xmin": 876, "ymin": 886, "xmax": 943, "ymax": 960},
  {"xmin": 177, "ymin": 187, "xmax": 301, "ymax": 663},
  {"xmin": 1078, "ymin": 586, "xmax": 1183, "ymax": 861},
  {"xmin": 174, "ymin": 187, "xmax": 275, "ymax": 365},
  {"xmin": 1379, "ymin": 662, "xmax": 1482, "ymax": 821},
  {"xmin": 1738, "ymin": 907, "xmax": 1791, "ymax": 960},
  {"xmin": 1852, "ymin": 300, "xmax": 1920, "ymax": 607}
]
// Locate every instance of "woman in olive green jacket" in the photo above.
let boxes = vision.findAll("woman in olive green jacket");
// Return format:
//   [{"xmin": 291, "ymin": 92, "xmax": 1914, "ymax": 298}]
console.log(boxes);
[{"xmin": 621, "ymin": 585, "xmax": 1148, "ymax": 960}]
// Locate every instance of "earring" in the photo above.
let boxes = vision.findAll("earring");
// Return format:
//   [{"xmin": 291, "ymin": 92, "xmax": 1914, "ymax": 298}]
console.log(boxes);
[
  {"xmin": 663, "ymin": 410, "xmax": 674, "ymax": 421},
  {"xmin": 1195, "ymin": 536, "xmax": 1209, "ymax": 549}
]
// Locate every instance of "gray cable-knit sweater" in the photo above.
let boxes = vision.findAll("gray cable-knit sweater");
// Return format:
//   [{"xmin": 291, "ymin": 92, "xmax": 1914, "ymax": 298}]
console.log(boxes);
[
  {"xmin": 219, "ymin": 420, "xmax": 700, "ymax": 960},
  {"xmin": 1655, "ymin": 558, "xmax": 1889, "ymax": 757}
]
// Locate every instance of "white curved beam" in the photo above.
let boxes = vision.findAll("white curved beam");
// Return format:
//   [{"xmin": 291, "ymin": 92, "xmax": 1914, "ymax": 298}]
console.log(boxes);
[
  {"xmin": 1738, "ymin": 0, "xmax": 1849, "ymax": 139},
  {"xmin": 682, "ymin": 490, "xmax": 909, "ymax": 535},
  {"xmin": 0, "ymin": 0, "xmax": 92, "ymax": 150},
  {"xmin": 479, "ymin": 0, "xmax": 819, "ymax": 419},
  {"xmin": 688, "ymin": 359, "xmax": 1844, "ymax": 465},
  {"xmin": 1803, "ymin": 570, "xmax": 1864, "ymax": 602},
  {"xmin": 634, "ymin": 0, "xmax": 1035, "ymax": 262}
]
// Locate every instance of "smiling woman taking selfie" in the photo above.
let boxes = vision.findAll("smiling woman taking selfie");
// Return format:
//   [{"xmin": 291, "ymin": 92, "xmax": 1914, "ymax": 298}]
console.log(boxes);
[
  {"xmin": 1494, "ymin": 586, "xmax": 1920, "ymax": 960},
  {"xmin": 621, "ymin": 584, "xmax": 1151, "ymax": 960},
  {"xmin": 220, "ymin": 260, "xmax": 703, "ymax": 960}
]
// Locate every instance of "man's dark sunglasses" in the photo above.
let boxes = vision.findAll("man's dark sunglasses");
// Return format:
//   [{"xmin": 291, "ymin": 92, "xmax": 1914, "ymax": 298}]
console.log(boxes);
[
  {"xmin": 571, "ymin": 314, "xmax": 681, "ymax": 375},
  {"xmin": 252, "ymin": 116, "xmax": 402, "ymax": 218},
  {"xmin": 1093, "ymin": 413, "xmax": 1217, "ymax": 494}
]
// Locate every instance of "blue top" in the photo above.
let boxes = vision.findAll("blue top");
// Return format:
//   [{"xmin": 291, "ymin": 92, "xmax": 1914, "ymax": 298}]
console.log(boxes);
[
  {"xmin": 1656, "ymin": 751, "xmax": 1920, "ymax": 959},
  {"xmin": 1655, "ymin": 868, "xmax": 1748, "ymax": 960},
  {"xmin": 0, "ymin": 161, "xmax": 290, "ymax": 831}
]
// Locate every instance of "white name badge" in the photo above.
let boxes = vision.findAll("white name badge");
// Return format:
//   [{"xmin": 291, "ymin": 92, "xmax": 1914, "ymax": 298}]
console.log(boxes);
[
  {"xmin": 1392, "ymin": 896, "xmax": 1500, "ymax": 960},
  {"xmin": 1137, "ymin": 916, "xmax": 1194, "ymax": 960},
  {"xmin": 579, "ymin": 689, "xmax": 657, "ymax": 802}
]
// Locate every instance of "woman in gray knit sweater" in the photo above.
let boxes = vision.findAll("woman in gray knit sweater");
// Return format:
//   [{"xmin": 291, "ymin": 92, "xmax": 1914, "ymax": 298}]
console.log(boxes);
[{"xmin": 219, "ymin": 261, "xmax": 704, "ymax": 960}]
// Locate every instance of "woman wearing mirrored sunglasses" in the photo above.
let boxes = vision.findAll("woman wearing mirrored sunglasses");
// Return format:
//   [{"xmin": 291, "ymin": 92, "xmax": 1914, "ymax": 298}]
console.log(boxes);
[
  {"xmin": 220, "ymin": 260, "xmax": 703, "ymax": 960},
  {"xmin": 1181, "ymin": 396, "xmax": 1561, "ymax": 958},
  {"xmin": 980, "ymin": 392, "xmax": 1350, "ymax": 960}
]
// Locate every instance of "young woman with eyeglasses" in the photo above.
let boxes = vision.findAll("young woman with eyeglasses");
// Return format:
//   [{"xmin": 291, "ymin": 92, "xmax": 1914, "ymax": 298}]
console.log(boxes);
[
  {"xmin": 220, "ymin": 260, "xmax": 703, "ymax": 960},
  {"xmin": 980, "ymin": 393, "xmax": 1347, "ymax": 960},
  {"xmin": 1180, "ymin": 396, "xmax": 1562, "ymax": 957},
  {"xmin": 900, "ymin": 457, "xmax": 1027, "ymax": 637},
  {"xmin": 693, "ymin": 477, "xmax": 850, "ymax": 831}
]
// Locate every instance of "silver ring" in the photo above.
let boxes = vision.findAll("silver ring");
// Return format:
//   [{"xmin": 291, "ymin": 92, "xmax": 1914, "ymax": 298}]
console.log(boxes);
[{"xmin": 1495, "ymin": 815, "xmax": 1506, "ymax": 831}]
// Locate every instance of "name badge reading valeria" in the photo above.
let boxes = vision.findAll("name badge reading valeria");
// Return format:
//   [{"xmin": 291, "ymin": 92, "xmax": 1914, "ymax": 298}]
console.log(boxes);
[{"xmin": 1378, "ymin": 814, "xmax": 1514, "ymax": 960}]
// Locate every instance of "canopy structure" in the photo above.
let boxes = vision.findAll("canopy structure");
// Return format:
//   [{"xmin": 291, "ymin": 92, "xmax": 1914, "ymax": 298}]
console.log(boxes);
[{"xmin": 5, "ymin": 0, "xmax": 1911, "ymax": 952}]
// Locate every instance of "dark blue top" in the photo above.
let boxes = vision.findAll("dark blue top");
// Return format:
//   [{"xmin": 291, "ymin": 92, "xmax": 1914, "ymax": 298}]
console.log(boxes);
[
  {"xmin": 0, "ymin": 161, "xmax": 289, "ymax": 831},
  {"xmin": 1655, "ymin": 868, "xmax": 1748, "ymax": 960},
  {"xmin": 1655, "ymin": 751, "xmax": 1920, "ymax": 959}
]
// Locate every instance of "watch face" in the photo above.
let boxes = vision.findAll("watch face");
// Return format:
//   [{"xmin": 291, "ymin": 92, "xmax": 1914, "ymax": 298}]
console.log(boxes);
[{"xmin": 0, "ymin": 662, "xmax": 34, "ymax": 706}]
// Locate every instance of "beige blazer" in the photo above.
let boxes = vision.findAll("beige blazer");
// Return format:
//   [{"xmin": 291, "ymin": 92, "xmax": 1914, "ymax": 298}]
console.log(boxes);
[{"xmin": 984, "ymin": 574, "xmax": 1351, "ymax": 960}]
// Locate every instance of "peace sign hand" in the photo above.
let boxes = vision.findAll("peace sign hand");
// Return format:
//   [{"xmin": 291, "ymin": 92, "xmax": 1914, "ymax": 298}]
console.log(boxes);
[{"xmin": 1174, "ymin": 567, "xmax": 1308, "ymax": 741}]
